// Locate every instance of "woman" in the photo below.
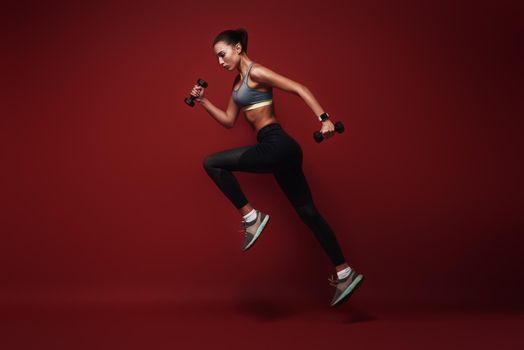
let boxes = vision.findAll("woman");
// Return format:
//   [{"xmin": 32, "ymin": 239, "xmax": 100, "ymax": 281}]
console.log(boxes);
[{"xmin": 190, "ymin": 28, "xmax": 363, "ymax": 307}]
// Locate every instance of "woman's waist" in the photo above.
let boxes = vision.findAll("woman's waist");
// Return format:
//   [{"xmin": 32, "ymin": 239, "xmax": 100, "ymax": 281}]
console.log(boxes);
[
  {"xmin": 252, "ymin": 114, "xmax": 277, "ymax": 134},
  {"xmin": 256, "ymin": 122, "xmax": 282, "ymax": 140},
  {"xmin": 256, "ymin": 123, "xmax": 300, "ymax": 148}
]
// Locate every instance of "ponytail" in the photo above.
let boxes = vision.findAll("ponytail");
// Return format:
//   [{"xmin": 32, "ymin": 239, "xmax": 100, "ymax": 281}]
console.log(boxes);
[{"xmin": 235, "ymin": 28, "xmax": 249, "ymax": 54}]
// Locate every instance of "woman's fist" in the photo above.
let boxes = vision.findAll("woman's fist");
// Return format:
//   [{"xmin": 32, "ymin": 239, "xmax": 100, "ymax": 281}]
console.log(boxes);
[
  {"xmin": 320, "ymin": 120, "xmax": 335, "ymax": 139},
  {"xmin": 190, "ymin": 84, "xmax": 205, "ymax": 102}
]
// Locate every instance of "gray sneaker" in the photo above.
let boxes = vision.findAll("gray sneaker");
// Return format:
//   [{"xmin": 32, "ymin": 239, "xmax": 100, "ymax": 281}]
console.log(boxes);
[
  {"xmin": 240, "ymin": 210, "xmax": 270, "ymax": 252},
  {"xmin": 328, "ymin": 268, "xmax": 364, "ymax": 307}
]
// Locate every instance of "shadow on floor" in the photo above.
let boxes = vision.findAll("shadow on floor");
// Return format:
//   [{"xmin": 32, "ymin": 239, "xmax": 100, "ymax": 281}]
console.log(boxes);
[
  {"xmin": 231, "ymin": 296, "xmax": 299, "ymax": 322},
  {"xmin": 337, "ymin": 304, "xmax": 379, "ymax": 324},
  {"xmin": 230, "ymin": 289, "xmax": 379, "ymax": 324}
]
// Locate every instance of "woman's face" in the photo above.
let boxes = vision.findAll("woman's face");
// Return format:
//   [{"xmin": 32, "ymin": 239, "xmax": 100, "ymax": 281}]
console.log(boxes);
[{"xmin": 214, "ymin": 41, "xmax": 241, "ymax": 71}]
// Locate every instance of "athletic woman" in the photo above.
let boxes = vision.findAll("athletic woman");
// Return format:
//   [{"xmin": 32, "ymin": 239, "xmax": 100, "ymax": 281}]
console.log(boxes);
[{"xmin": 189, "ymin": 28, "xmax": 363, "ymax": 307}]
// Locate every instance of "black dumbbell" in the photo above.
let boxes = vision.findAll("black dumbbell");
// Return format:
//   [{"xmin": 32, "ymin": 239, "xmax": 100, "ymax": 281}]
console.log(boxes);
[
  {"xmin": 184, "ymin": 79, "xmax": 208, "ymax": 107},
  {"xmin": 313, "ymin": 121, "xmax": 345, "ymax": 143}
]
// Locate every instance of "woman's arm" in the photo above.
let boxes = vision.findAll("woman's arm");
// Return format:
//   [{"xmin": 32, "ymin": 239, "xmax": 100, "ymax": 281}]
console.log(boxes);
[
  {"xmin": 251, "ymin": 65, "xmax": 326, "ymax": 120},
  {"xmin": 252, "ymin": 64, "xmax": 336, "ymax": 138},
  {"xmin": 198, "ymin": 97, "xmax": 241, "ymax": 129},
  {"xmin": 297, "ymin": 85, "xmax": 327, "ymax": 119},
  {"xmin": 193, "ymin": 79, "xmax": 240, "ymax": 129}
]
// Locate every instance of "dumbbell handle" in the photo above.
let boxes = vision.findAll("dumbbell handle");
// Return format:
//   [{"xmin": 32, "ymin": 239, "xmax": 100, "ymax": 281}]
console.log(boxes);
[
  {"xmin": 313, "ymin": 121, "xmax": 345, "ymax": 143},
  {"xmin": 184, "ymin": 78, "xmax": 208, "ymax": 107}
]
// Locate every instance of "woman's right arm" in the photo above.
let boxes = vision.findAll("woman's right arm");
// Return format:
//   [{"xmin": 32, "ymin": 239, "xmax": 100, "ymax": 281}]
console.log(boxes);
[
  {"xmin": 199, "ymin": 97, "xmax": 238, "ymax": 129},
  {"xmin": 191, "ymin": 84, "xmax": 239, "ymax": 129}
]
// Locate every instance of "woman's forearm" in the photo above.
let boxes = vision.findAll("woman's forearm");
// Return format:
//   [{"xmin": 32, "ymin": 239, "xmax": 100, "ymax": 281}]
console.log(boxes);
[
  {"xmin": 199, "ymin": 98, "xmax": 231, "ymax": 128},
  {"xmin": 298, "ymin": 86, "xmax": 326, "ymax": 120}
]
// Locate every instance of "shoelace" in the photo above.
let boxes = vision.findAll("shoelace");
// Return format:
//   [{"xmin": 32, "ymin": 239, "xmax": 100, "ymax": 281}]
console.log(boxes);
[
  {"xmin": 238, "ymin": 220, "xmax": 248, "ymax": 237},
  {"xmin": 238, "ymin": 215, "xmax": 258, "ymax": 236},
  {"xmin": 328, "ymin": 274, "xmax": 345, "ymax": 287}
]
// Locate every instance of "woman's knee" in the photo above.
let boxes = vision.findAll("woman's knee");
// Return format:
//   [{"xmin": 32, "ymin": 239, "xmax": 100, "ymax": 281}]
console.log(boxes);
[
  {"xmin": 203, "ymin": 154, "xmax": 217, "ymax": 173},
  {"xmin": 295, "ymin": 202, "xmax": 319, "ymax": 221}
]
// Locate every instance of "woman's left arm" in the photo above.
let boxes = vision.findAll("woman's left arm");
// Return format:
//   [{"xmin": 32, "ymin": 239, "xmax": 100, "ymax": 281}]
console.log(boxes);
[{"xmin": 252, "ymin": 65, "xmax": 335, "ymax": 136}]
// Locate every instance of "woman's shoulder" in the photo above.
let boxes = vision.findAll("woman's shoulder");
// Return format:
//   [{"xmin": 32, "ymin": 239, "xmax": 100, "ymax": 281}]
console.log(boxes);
[
  {"xmin": 250, "ymin": 61, "xmax": 265, "ymax": 74},
  {"xmin": 231, "ymin": 62, "xmax": 271, "ymax": 89},
  {"xmin": 249, "ymin": 62, "xmax": 273, "ymax": 82},
  {"xmin": 249, "ymin": 63, "xmax": 276, "ymax": 91}
]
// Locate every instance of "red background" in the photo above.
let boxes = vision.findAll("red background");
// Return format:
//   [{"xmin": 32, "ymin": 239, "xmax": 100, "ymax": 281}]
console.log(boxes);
[{"xmin": 1, "ymin": 0, "xmax": 523, "ymax": 347}]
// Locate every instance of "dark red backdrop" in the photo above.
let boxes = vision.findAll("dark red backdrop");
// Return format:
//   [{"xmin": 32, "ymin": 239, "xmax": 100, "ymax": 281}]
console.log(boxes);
[{"xmin": 1, "ymin": 0, "xmax": 522, "ymax": 311}]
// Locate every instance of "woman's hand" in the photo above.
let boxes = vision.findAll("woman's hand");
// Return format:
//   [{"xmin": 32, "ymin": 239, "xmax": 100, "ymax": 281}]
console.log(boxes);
[
  {"xmin": 320, "ymin": 120, "xmax": 335, "ymax": 139},
  {"xmin": 190, "ymin": 84, "xmax": 205, "ymax": 102}
]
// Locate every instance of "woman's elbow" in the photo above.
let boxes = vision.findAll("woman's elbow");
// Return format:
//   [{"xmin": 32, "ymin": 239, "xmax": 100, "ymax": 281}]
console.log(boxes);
[
  {"xmin": 296, "ymin": 84, "xmax": 309, "ymax": 96},
  {"xmin": 225, "ymin": 119, "xmax": 235, "ymax": 129}
]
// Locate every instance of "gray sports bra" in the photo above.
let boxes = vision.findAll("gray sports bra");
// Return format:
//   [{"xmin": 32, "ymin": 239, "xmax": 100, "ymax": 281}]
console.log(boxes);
[{"xmin": 232, "ymin": 61, "xmax": 273, "ymax": 111}]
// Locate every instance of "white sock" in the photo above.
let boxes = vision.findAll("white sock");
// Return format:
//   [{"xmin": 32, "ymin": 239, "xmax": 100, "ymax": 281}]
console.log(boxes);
[
  {"xmin": 337, "ymin": 266, "xmax": 352, "ymax": 280},
  {"xmin": 243, "ymin": 208, "xmax": 257, "ymax": 223}
]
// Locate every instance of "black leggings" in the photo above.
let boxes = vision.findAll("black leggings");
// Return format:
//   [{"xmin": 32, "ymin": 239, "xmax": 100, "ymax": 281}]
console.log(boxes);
[{"xmin": 203, "ymin": 123, "xmax": 346, "ymax": 266}]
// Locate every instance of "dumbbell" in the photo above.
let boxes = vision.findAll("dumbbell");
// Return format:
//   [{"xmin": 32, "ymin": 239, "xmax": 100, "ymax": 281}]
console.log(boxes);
[
  {"xmin": 313, "ymin": 121, "xmax": 345, "ymax": 143},
  {"xmin": 184, "ymin": 78, "xmax": 208, "ymax": 107}
]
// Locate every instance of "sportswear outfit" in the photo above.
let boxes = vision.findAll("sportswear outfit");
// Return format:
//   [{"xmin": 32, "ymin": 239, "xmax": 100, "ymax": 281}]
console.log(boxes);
[{"xmin": 202, "ymin": 61, "xmax": 363, "ymax": 305}]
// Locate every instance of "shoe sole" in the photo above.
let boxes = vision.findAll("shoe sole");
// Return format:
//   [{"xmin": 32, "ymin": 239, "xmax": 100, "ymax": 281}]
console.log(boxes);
[
  {"xmin": 330, "ymin": 274, "xmax": 364, "ymax": 307},
  {"xmin": 243, "ymin": 214, "xmax": 270, "ymax": 251}
]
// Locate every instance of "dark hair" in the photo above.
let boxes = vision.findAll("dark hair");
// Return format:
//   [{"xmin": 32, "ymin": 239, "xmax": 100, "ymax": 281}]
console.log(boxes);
[{"xmin": 212, "ymin": 28, "xmax": 249, "ymax": 54}]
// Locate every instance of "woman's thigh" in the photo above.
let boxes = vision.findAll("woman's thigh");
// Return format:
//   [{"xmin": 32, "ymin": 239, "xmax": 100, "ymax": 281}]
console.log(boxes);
[{"xmin": 203, "ymin": 144, "xmax": 281, "ymax": 174}]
